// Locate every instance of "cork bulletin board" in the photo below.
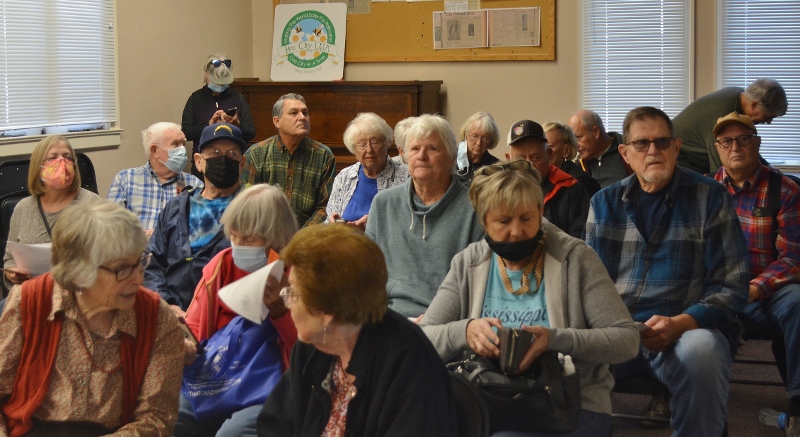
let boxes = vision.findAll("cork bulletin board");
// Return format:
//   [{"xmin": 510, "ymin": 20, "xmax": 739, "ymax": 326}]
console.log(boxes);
[{"xmin": 273, "ymin": 0, "xmax": 554, "ymax": 62}]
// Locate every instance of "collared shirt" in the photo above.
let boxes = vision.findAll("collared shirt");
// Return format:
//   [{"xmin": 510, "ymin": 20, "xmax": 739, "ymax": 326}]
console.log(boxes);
[
  {"xmin": 326, "ymin": 159, "xmax": 409, "ymax": 219},
  {"xmin": 107, "ymin": 162, "xmax": 202, "ymax": 230},
  {"xmin": 714, "ymin": 164, "xmax": 800, "ymax": 299},
  {"xmin": 241, "ymin": 135, "xmax": 336, "ymax": 227},
  {"xmin": 585, "ymin": 167, "xmax": 748, "ymax": 341},
  {"xmin": 0, "ymin": 284, "xmax": 184, "ymax": 436}
]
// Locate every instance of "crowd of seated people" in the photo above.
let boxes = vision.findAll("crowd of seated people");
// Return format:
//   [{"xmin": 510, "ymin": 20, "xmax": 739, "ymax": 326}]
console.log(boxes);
[{"xmin": 1, "ymin": 74, "xmax": 798, "ymax": 437}]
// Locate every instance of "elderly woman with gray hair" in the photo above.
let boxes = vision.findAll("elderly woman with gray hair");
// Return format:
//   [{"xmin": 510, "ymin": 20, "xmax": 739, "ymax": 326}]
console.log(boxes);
[
  {"xmin": 176, "ymin": 184, "xmax": 299, "ymax": 437},
  {"xmin": 0, "ymin": 200, "xmax": 185, "ymax": 436},
  {"xmin": 421, "ymin": 160, "xmax": 639, "ymax": 437},
  {"xmin": 456, "ymin": 111, "xmax": 500, "ymax": 181},
  {"xmin": 182, "ymin": 52, "xmax": 256, "ymax": 178},
  {"xmin": 365, "ymin": 114, "xmax": 484, "ymax": 319},
  {"xmin": 327, "ymin": 113, "xmax": 408, "ymax": 229}
]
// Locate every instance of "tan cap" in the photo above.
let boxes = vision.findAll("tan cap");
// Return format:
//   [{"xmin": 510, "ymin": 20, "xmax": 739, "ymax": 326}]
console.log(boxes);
[{"xmin": 713, "ymin": 112, "xmax": 757, "ymax": 136}]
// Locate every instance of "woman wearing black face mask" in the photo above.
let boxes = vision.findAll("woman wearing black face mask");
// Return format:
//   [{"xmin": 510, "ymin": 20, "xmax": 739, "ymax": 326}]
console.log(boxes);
[{"xmin": 420, "ymin": 160, "xmax": 639, "ymax": 437}]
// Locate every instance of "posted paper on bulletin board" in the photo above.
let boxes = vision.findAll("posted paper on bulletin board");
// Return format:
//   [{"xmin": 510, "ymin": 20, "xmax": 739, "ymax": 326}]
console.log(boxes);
[{"xmin": 271, "ymin": 3, "xmax": 347, "ymax": 81}]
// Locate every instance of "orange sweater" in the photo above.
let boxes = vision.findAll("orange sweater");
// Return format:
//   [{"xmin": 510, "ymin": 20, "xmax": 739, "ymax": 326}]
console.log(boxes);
[{"xmin": 1, "ymin": 274, "xmax": 160, "ymax": 437}]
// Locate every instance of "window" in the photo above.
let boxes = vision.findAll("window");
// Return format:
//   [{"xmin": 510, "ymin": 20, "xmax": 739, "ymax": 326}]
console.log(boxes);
[
  {"xmin": 0, "ymin": 0, "xmax": 116, "ymax": 139},
  {"xmin": 719, "ymin": 1, "xmax": 800, "ymax": 164},
  {"xmin": 581, "ymin": 0, "xmax": 691, "ymax": 133}
]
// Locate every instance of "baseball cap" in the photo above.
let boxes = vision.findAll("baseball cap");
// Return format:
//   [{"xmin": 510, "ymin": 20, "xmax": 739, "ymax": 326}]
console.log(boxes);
[
  {"xmin": 713, "ymin": 112, "xmax": 757, "ymax": 136},
  {"xmin": 507, "ymin": 120, "xmax": 547, "ymax": 145},
  {"xmin": 198, "ymin": 123, "xmax": 247, "ymax": 152}
]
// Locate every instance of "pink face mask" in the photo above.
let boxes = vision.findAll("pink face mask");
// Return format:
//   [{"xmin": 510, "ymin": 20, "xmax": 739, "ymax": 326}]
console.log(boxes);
[{"xmin": 40, "ymin": 157, "xmax": 75, "ymax": 190}]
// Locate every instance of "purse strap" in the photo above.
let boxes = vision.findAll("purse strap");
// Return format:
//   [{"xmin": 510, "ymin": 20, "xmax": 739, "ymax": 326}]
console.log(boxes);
[{"xmin": 36, "ymin": 197, "xmax": 53, "ymax": 238}]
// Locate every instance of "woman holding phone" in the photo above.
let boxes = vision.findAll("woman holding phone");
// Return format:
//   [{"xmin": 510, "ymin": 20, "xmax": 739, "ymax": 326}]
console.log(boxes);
[{"xmin": 181, "ymin": 52, "xmax": 256, "ymax": 178}]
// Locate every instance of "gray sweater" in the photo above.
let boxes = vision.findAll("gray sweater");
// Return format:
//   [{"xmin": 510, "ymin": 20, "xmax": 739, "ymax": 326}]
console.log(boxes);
[
  {"xmin": 421, "ymin": 221, "xmax": 639, "ymax": 415},
  {"xmin": 366, "ymin": 177, "xmax": 484, "ymax": 318}
]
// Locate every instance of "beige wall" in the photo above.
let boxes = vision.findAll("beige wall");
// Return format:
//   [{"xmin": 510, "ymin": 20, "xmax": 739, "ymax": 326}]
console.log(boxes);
[{"xmin": 91, "ymin": 0, "xmax": 719, "ymax": 195}]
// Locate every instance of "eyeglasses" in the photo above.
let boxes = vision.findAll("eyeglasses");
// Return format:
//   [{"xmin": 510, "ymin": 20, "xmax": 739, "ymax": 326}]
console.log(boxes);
[
  {"xmin": 209, "ymin": 59, "xmax": 232, "ymax": 68},
  {"xmin": 43, "ymin": 156, "xmax": 76, "ymax": 165},
  {"xmin": 202, "ymin": 148, "xmax": 243, "ymax": 160},
  {"xmin": 279, "ymin": 286, "xmax": 300, "ymax": 309},
  {"xmin": 627, "ymin": 137, "xmax": 673, "ymax": 152},
  {"xmin": 715, "ymin": 134, "xmax": 758, "ymax": 149},
  {"xmin": 468, "ymin": 133, "xmax": 493, "ymax": 144},
  {"xmin": 355, "ymin": 138, "xmax": 384, "ymax": 151},
  {"xmin": 475, "ymin": 160, "xmax": 533, "ymax": 177},
  {"xmin": 99, "ymin": 252, "xmax": 152, "ymax": 282}
]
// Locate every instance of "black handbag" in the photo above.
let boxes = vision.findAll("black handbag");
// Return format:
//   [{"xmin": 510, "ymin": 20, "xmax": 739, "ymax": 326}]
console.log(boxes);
[{"xmin": 447, "ymin": 350, "xmax": 581, "ymax": 434}]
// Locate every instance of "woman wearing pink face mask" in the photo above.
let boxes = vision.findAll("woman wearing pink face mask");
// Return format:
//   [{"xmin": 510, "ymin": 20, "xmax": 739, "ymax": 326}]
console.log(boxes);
[{"xmin": 3, "ymin": 135, "xmax": 99, "ymax": 287}]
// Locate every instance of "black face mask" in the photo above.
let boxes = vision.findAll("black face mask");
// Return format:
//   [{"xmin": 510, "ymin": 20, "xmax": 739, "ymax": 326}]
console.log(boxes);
[
  {"xmin": 485, "ymin": 230, "xmax": 544, "ymax": 262},
  {"xmin": 203, "ymin": 155, "xmax": 241, "ymax": 189}
]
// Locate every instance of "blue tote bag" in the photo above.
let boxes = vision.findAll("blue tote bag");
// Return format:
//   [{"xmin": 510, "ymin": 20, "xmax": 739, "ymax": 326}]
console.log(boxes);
[{"xmin": 182, "ymin": 315, "xmax": 284, "ymax": 420}]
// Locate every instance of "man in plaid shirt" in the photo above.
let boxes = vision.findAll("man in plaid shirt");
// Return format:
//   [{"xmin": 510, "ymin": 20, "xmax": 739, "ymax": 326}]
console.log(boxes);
[
  {"xmin": 585, "ymin": 106, "xmax": 749, "ymax": 437},
  {"xmin": 241, "ymin": 93, "xmax": 335, "ymax": 227},
  {"xmin": 712, "ymin": 111, "xmax": 800, "ymax": 436}
]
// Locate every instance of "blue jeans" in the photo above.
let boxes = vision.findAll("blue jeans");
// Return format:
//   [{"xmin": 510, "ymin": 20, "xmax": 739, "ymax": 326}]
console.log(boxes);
[
  {"xmin": 615, "ymin": 328, "xmax": 731, "ymax": 437},
  {"xmin": 173, "ymin": 393, "xmax": 260, "ymax": 437},
  {"xmin": 490, "ymin": 409, "xmax": 611, "ymax": 437},
  {"xmin": 741, "ymin": 283, "xmax": 800, "ymax": 397}
]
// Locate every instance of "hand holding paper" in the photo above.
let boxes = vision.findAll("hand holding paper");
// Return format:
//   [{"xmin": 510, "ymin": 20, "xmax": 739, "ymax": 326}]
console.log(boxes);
[{"xmin": 219, "ymin": 259, "xmax": 284, "ymax": 324}]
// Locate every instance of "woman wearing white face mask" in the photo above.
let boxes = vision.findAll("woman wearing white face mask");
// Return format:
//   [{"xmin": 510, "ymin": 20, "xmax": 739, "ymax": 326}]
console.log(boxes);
[
  {"xmin": 181, "ymin": 52, "xmax": 257, "ymax": 179},
  {"xmin": 176, "ymin": 184, "xmax": 298, "ymax": 437},
  {"xmin": 3, "ymin": 135, "xmax": 99, "ymax": 288}
]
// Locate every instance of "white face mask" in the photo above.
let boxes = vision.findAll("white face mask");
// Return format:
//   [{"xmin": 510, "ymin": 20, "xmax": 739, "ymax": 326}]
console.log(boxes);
[
  {"xmin": 456, "ymin": 141, "xmax": 469, "ymax": 170},
  {"xmin": 231, "ymin": 245, "xmax": 268, "ymax": 272},
  {"xmin": 207, "ymin": 82, "xmax": 228, "ymax": 93}
]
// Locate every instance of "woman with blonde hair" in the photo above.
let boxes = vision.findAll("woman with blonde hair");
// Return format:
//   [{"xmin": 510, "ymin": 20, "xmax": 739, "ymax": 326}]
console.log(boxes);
[
  {"xmin": 3, "ymin": 135, "xmax": 99, "ymax": 287},
  {"xmin": 456, "ymin": 111, "xmax": 500, "ymax": 181}
]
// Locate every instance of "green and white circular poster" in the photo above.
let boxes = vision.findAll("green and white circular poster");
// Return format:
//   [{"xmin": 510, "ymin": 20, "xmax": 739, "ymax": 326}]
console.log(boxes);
[{"xmin": 272, "ymin": 4, "xmax": 347, "ymax": 81}]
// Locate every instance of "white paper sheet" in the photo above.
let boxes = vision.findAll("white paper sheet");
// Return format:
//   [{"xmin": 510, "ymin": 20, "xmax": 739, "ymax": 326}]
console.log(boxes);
[
  {"xmin": 218, "ymin": 259, "xmax": 284, "ymax": 324},
  {"xmin": 5, "ymin": 242, "xmax": 52, "ymax": 276}
]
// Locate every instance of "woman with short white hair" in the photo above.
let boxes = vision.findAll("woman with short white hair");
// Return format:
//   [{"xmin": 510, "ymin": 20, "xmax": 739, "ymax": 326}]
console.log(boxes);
[
  {"xmin": 177, "ymin": 183, "xmax": 299, "ymax": 437},
  {"xmin": 365, "ymin": 114, "xmax": 484, "ymax": 319},
  {"xmin": 0, "ymin": 200, "xmax": 185, "ymax": 436},
  {"xmin": 456, "ymin": 111, "xmax": 500, "ymax": 181},
  {"xmin": 327, "ymin": 113, "xmax": 408, "ymax": 229}
]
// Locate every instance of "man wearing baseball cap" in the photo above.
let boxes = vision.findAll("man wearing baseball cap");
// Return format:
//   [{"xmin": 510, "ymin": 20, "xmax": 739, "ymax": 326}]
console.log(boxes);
[
  {"xmin": 145, "ymin": 122, "xmax": 246, "ymax": 316},
  {"xmin": 712, "ymin": 112, "xmax": 800, "ymax": 436},
  {"xmin": 506, "ymin": 119, "xmax": 589, "ymax": 238}
]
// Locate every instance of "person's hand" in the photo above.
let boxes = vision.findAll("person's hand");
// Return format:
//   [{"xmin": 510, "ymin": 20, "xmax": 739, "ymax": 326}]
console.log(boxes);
[
  {"xmin": 183, "ymin": 338, "xmax": 198, "ymax": 366},
  {"xmin": 265, "ymin": 273, "xmax": 289, "ymax": 319},
  {"xmin": 209, "ymin": 110, "xmax": 225, "ymax": 125},
  {"xmin": 328, "ymin": 212, "xmax": 343, "ymax": 224},
  {"xmin": 351, "ymin": 215, "xmax": 368, "ymax": 230},
  {"xmin": 466, "ymin": 318, "xmax": 503, "ymax": 358},
  {"xmin": 640, "ymin": 314, "xmax": 699, "ymax": 352},
  {"xmin": 747, "ymin": 284, "xmax": 760, "ymax": 303},
  {"xmin": 516, "ymin": 325, "xmax": 550, "ymax": 373},
  {"xmin": 144, "ymin": 229, "xmax": 154, "ymax": 238},
  {"xmin": 170, "ymin": 304, "xmax": 186, "ymax": 319},
  {"xmin": 222, "ymin": 112, "xmax": 240, "ymax": 126},
  {"xmin": 4, "ymin": 267, "xmax": 31, "ymax": 285}
]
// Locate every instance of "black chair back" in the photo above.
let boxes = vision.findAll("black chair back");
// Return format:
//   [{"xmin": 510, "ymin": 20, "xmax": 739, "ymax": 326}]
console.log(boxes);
[
  {"xmin": 0, "ymin": 159, "xmax": 30, "ymax": 198},
  {"xmin": 76, "ymin": 153, "xmax": 98, "ymax": 194},
  {"xmin": 449, "ymin": 371, "xmax": 490, "ymax": 437}
]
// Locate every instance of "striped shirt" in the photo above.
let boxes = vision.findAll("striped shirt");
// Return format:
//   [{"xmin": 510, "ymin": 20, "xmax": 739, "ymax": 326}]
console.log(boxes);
[
  {"xmin": 241, "ymin": 135, "xmax": 335, "ymax": 227},
  {"xmin": 585, "ymin": 167, "xmax": 748, "ymax": 342},
  {"xmin": 107, "ymin": 162, "xmax": 201, "ymax": 230},
  {"xmin": 714, "ymin": 165, "xmax": 800, "ymax": 300}
]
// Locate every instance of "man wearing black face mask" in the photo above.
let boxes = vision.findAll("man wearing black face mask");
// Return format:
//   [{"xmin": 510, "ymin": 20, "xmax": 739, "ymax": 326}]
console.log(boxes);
[{"xmin": 145, "ymin": 122, "xmax": 246, "ymax": 317}]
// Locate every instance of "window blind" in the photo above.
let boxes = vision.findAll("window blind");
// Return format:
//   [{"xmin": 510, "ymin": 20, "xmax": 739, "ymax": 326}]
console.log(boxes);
[
  {"xmin": 0, "ymin": 0, "xmax": 116, "ymax": 137},
  {"xmin": 719, "ymin": 1, "xmax": 800, "ymax": 163},
  {"xmin": 581, "ymin": 0, "xmax": 691, "ymax": 134}
]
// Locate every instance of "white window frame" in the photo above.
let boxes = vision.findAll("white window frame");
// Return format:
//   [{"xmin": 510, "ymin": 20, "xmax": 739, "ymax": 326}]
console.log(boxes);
[
  {"xmin": 580, "ymin": 0, "xmax": 693, "ymax": 134},
  {"xmin": 0, "ymin": 0, "xmax": 121, "ymax": 157},
  {"xmin": 718, "ymin": 0, "xmax": 800, "ymax": 170}
]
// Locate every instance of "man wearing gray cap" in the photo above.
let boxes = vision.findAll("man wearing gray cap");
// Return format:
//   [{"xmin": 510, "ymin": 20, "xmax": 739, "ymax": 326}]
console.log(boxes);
[{"xmin": 146, "ymin": 122, "xmax": 246, "ymax": 315}]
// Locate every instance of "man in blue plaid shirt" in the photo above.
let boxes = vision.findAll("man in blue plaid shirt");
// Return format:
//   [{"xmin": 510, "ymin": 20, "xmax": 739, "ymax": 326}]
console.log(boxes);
[
  {"xmin": 585, "ymin": 106, "xmax": 749, "ymax": 437},
  {"xmin": 107, "ymin": 122, "xmax": 201, "ymax": 235}
]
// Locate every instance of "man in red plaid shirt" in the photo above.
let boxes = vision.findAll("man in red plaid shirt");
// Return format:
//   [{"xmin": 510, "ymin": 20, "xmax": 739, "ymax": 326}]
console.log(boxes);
[{"xmin": 713, "ymin": 111, "xmax": 800, "ymax": 437}]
